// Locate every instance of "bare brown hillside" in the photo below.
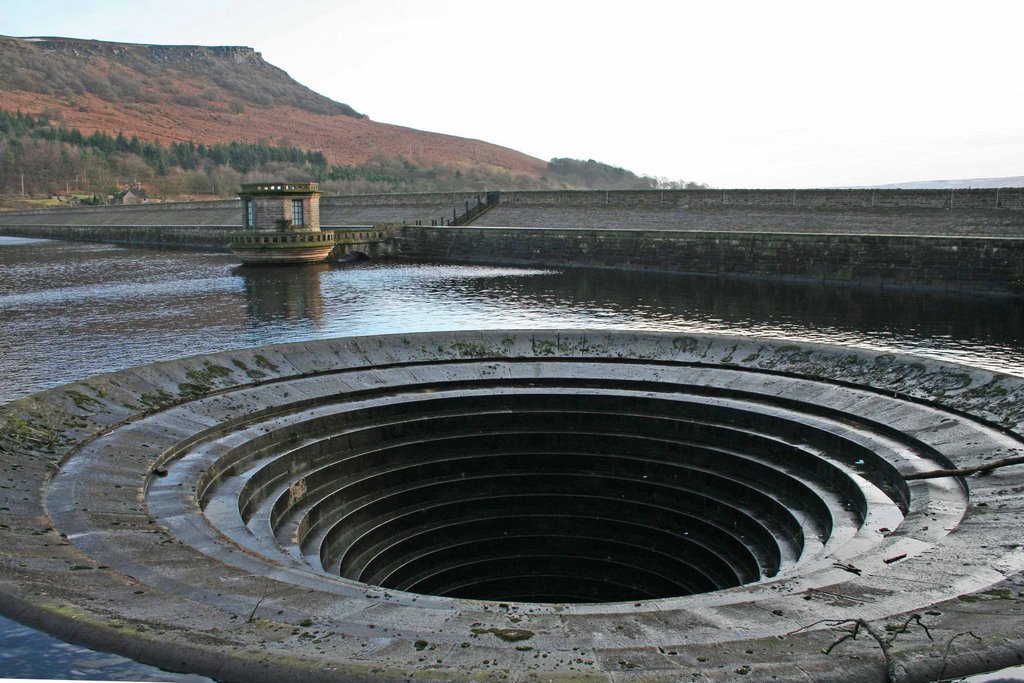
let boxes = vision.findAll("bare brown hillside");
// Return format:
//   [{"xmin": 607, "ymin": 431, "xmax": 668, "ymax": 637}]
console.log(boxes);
[{"xmin": 0, "ymin": 35, "xmax": 547, "ymax": 176}]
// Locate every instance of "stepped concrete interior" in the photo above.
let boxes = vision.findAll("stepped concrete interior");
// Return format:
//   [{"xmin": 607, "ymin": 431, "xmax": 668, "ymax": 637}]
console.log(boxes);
[
  {"xmin": 2, "ymin": 331, "xmax": 1023, "ymax": 682},
  {"xmin": 206, "ymin": 382, "xmax": 907, "ymax": 604}
]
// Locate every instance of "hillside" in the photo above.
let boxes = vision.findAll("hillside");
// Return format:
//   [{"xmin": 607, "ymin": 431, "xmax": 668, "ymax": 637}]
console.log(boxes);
[{"xmin": 0, "ymin": 35, "xmax": 548, "ymax": 177}]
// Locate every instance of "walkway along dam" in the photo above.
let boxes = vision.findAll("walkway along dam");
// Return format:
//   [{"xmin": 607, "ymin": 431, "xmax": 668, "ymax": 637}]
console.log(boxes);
[{"xmin": 1, "ymin": 187, "xmax": 1023, "ymax": 294}]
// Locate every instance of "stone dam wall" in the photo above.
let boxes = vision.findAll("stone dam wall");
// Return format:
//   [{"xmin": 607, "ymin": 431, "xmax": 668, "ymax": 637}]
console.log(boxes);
[
  {"xmin": 1, "ymin": 188, "xmax": 1023, "ymax": 294},
  {"xmin": 478, "ymin": 190, "xmax": 1024, "ymax": 237},
  {"xmin": 394, "ymin": 226, "xmax": 1024, "ymax": 295},
  {"xmin": 0, "ymin": 192, "xmax": 487, "ymax": 230},
  {"xmin": 0, "ymin": 192, "xmax": 485, "ymax": 250},
  {"xmin": 498, "ymin": 187, "xmax": 1024, "ymax": 210}
]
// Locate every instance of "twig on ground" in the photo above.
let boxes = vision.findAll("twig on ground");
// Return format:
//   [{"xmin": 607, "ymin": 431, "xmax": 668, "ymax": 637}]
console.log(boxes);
[
  {"xmin": 937, "ymin": 630, "xmax": 981, "ymax": 681},
  {"xmin": 247, "ymin": 582, "xmax": 292, "ymax": 623},
  {"xmin": 904, "ymin": 455, "xmax": 1024, "ymax": 480},
  {"xmin": 790, "ymin": 613, "xmax": 933, "ymax": 683}
]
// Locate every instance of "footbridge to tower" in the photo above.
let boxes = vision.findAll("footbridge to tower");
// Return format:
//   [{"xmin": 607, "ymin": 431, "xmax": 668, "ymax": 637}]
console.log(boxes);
[{"xmin": 332, "ymin": 226, "xmax": 392, "ymax": 259}]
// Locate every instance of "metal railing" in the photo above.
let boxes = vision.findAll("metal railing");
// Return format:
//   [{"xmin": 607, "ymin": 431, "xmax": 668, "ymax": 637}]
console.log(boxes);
[{"xmin": 415, "ymin": 192, "xmax": 500, "ymax": 227}]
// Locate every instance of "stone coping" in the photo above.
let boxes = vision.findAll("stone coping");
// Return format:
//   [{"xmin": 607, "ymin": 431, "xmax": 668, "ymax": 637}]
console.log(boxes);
[{"xmin": 0, "ymin": 330, "xmax": 1022, "ymax": 682}]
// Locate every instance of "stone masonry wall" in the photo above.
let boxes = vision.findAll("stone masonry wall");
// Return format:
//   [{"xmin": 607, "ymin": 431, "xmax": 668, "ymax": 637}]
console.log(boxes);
[
  {"xmin": 497, "ymin": 188, "xmax": 1024, "ymax": 210},
  {"xmin": 476, "ymin": 189, "xmax": 1024, "ymax": 237},
  {"xmin": 252, "ymin": 196, "xmax": 285, "ymax": 228},
  {"xmin": 0, "ymin": 223, "xmax": 234, "ymax": 250},
  {"xmin": 0, "ymin": 193, "xmax": 487, "ymax": 229},
  {"xmin": 395, "ymin": 226, "xmax": 1024, "ymax": 296},
  {"xmin": 308, "ymin": 196, "xmax": 320, "ymax": 230}
]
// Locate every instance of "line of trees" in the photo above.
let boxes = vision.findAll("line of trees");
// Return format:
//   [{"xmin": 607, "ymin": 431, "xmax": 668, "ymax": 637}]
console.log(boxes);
[
  {"xmin": 0, "ymin": 110, "xmax": 417, "ymax": 198},
  {"xmin": 10, "ymin": 112, "xmax": 330, "ymax": 176},
  {"xmin": 0, "ymin": 109, "xmax": 708, "ymax": 202},
  {"xmin": 546, "ymin": 158, "xmax": 707, "ymax": 190}
]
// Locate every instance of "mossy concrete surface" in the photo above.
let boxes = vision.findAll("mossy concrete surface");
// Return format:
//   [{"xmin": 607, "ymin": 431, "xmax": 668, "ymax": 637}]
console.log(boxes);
[{"xmin": 0, "ymin": 330, "xmax": 1022, "ymax": 681}]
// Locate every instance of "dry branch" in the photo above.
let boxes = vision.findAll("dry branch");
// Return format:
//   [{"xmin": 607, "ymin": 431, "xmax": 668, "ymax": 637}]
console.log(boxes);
[
  {"xmin": 937, "ymin": 631, "xmax": 981, "ymax": 681},
  {"xmin": 903, "ymin": 455, "xmax": 1024, "ymax": 480},
  {"xmin": 790, "ymin": 614, "xmax": 933, "ymax": 683}
]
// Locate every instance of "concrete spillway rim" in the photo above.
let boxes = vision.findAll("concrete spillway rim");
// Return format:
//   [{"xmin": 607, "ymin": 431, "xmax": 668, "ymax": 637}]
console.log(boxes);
[{"xmin": 1, "ymin": 329, "xmax": 1023, "ymax": 682}]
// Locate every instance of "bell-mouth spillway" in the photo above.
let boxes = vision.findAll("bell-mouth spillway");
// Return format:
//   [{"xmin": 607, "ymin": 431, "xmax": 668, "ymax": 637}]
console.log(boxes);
[
  {"xmin": 1, "ymin": 330, "xmax": 1023, "ymax": 681},
  {"xmin": 188, "ymin": 372, "xmax": 912, "ymax": 605}
]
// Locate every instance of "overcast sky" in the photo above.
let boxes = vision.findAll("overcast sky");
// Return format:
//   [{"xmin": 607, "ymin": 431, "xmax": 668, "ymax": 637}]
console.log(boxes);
[{"xmin": 2, "ymin": 0, "xmax": 1022, "ymax": 188}]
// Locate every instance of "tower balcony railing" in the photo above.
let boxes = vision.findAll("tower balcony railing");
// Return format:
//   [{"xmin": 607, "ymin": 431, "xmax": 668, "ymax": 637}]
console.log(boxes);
[{"xmin": 239, "ymin": 182, "xmax": 320, "ymax": 195}]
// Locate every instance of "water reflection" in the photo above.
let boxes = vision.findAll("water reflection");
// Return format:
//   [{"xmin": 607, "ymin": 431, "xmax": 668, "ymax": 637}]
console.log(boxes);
[
  {"xmin": 445, "ymin": 267, "xmax": 1024, "ymax": 374},
  {"xmin": 236, "ymin": 262, "xmax": 327, "ymax": 326},
  {"xmin": 2, "ymin": 238, "xmax": 1023, "ymax": 408},
  {"xmin": 0, "ymin": 616, "xmax": 209, "ymax": 681}
]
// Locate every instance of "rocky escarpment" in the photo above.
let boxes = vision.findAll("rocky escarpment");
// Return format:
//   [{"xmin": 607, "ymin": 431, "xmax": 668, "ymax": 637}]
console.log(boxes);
[
  {"xmin": 0, "ymin": 35, "xmax": 548, "ymax": 175},
  {"xmin": 3, "ymin": 35, "xmax": 362, "ymax": 117}
]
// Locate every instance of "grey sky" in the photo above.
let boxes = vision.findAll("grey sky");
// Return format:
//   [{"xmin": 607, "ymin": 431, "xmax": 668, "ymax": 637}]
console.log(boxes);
[{"xmin": 2, "ymin": 0, "xmax": 1021, "ymax": 188}]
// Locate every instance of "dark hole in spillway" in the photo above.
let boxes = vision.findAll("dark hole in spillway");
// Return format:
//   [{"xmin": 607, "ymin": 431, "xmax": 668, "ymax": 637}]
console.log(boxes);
[{"xmin": 216, "ymin": 378, "xmax": 905, "ymax": 605}]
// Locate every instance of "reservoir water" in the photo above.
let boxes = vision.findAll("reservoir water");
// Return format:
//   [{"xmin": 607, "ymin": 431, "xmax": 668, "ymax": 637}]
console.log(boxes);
[{"xmin": 1, "ymin": 235, "xmax": 1023, "ymax": 680}]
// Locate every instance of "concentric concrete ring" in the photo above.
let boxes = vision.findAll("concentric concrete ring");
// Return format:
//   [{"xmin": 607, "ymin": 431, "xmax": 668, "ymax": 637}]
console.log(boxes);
[{"xmin": 1, "ymin": 330, "xmax": 1023, "ymax": 681}]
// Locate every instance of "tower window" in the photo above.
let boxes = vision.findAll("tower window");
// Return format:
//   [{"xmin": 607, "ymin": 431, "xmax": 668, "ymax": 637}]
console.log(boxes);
[{"xmin": 292, "ymin": 199, "xmax": 304, "ymax": 226}]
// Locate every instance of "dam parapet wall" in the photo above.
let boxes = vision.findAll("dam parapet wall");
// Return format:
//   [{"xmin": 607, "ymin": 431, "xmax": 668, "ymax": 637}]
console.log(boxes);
[
  {"xmin": 496, "ymin": 187, "xmax": 1024, "ymax": 210},
  {"xmin": 476, "ymin": 189, "xmax": 1024, "ymax": 237},
  {"xmin": 0, "ymin": 192, "xmax": 491, "ymax": 230},
  {"xmin": 394, "ymin": 225, "xmax": 1024, "ymax": 295},
  {"xmin": 3, "ymin": 188, "xmax": 1022, "ymax": 231}
]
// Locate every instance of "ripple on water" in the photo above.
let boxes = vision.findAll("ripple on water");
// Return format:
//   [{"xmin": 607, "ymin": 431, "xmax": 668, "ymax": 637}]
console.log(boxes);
[{"xmin": 0, "ymin": 615, "xmax": 211, "ymax": 681}]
